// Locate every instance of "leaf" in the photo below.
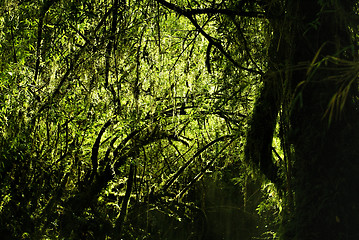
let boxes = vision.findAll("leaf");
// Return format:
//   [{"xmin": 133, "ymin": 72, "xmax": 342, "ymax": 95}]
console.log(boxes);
[{"xmin": 307, "ymin": 42, "xmax": 327, "ymax": 76}]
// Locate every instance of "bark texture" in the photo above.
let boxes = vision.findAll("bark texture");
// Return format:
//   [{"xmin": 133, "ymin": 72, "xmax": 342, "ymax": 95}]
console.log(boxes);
[{"xmin": 286, "ymin": 1, "xmax": 359, "ymax": 239}]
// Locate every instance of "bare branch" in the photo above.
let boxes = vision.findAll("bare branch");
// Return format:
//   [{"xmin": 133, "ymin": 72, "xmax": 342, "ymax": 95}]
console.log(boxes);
[
  {"xmin": 156, "ymin": 0, "xmax": 266, "ymax": 18},
  {"xmin": 161, "ymin": 135, "xmax": 234, "ymax": 192},
  {"xmin": 89, "ymin": 119, "xmax": 114, "ymax": 182},
  {"xmin": 176, "ymin": 138, "xmax": 234, "ymax": 199},
  {"xmin": 156, "ymin": 0, "xmax": 263, "ymax": 75}
]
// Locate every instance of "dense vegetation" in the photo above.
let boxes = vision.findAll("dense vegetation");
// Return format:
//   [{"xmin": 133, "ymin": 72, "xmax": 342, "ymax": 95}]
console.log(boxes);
[{"xmin": 1, "ymin": 0, "xmax": 359, "ymax": 239}]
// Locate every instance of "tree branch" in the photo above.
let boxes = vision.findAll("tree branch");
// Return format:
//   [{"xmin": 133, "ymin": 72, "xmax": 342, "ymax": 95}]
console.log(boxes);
[
  {"xmin": 115, "ymin": 163, "xmax": 135, "ymax": 237},
  {"xmin": 34, "ymin": 0, "xmax": 59, "ymax": 82},
  {"xmin": 176, "ymin": 138, "xmax": 234, "ymax": 199},
  {"xmin": 104, "ymin": 0, "xmax": 119, "ymax": 88},
  {"xmin": 89, "ymin": 119, "xmax": 114, "ymax": 183},
  {"xmin": 161, "ymin": 135, "xmax": 234, "ymax": 192},
  {"xmin": 156, "ymin": 0, "xmax": 266, "ymax": 18},
  {"xmin": 156, "ymin": 0, "xmax": 263, "ymax": 75}
]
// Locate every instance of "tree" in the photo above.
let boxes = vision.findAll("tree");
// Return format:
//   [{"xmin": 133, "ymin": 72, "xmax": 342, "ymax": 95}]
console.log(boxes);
[
  {"xmin": 1, "ymin": 0, "xmax": 359, "ymax": 239},
  {"xmin": 157, "ymin": 0, "xmax": 359, "ymax": 239},
  {"xmin": 1, "ymin": 0, "xmax": 254, "ymax": 239},
  {"xmin": 280, "ymin": 1, "xmax": 359, "ymax": 239}
]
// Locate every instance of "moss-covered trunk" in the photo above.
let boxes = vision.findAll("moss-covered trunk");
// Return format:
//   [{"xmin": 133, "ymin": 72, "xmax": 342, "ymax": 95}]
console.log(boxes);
[{"xmin": 286, "ymin": 0, "xmax": 359, "ymax": 239}]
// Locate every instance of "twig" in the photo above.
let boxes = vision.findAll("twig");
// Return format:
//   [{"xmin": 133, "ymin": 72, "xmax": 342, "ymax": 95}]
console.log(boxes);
[{"xmin": 156, "ymin": 0, "xmax": 263, "ymax": 75}]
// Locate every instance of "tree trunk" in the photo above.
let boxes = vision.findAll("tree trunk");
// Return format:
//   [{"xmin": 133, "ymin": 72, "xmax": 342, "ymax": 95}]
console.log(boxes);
[{"xmin": 285, "ymin": 0, "xmax": 359, "ymax": 239}]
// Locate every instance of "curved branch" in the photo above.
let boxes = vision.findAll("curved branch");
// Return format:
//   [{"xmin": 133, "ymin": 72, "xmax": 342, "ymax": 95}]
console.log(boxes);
[
  {"xmin": 176, "ymin": 138, "xmax": 234, "ymax": 199},
  {"xmin": 115, "ymin": 163, "xmax": 135, "ymax": 237},
  {"xmin": 156, "ymin": 0, "xmax": 263, "ymax": 75},
  {"xmin": 161, "ymin": 135, "xmax": 234, "ymax": 192},
  {"xmin": 244, "ymin": 79, "xmax": 281, "ymax": 184},
  {"xmin": 205, "ymin": 42, "xmax": 213, "ymax": 73},
  {"xmin": 89, "ymin": 119, "xmax": 114, "ymax": 182}
]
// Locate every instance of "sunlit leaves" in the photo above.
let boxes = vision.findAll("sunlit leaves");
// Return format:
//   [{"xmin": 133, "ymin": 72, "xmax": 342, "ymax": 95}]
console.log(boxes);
[{"xmin": 0, "ymin": 0, "xmax": 273, "ymax": 238}]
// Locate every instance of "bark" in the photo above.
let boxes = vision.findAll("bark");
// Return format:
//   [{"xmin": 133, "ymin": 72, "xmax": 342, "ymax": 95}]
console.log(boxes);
[
  {"xmin": 115, "ymin": 164, "xmax": 135, "ymax": 239},
  {"xmin": 284, "ymin": 0, "xmax": 359, "ymax": 239},
  {"xmin": 245, "ymin": 1, "xmax": 286, "ymax": 186}
]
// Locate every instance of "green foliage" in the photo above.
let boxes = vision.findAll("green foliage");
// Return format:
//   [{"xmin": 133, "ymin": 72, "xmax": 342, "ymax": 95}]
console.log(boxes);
[{"xmin": 4, "ymin": 0, "xmax": 348, "ymax": 239}]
